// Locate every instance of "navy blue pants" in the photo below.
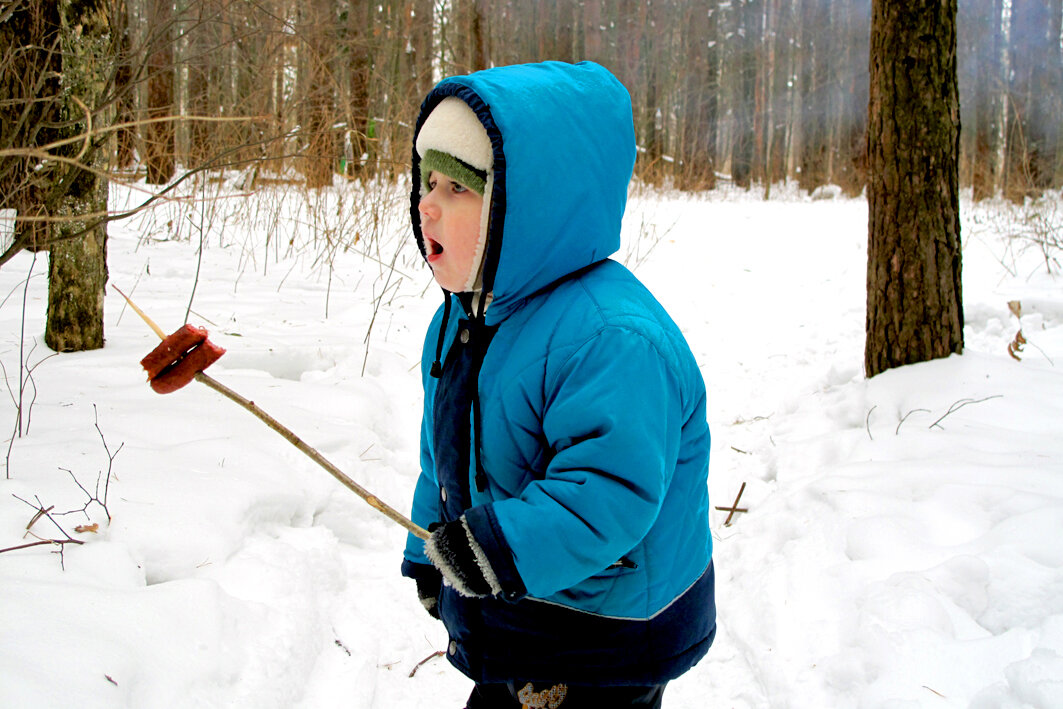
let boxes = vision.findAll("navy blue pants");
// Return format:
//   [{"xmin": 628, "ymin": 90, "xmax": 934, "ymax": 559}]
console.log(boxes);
[{"xmin": 466, "ymin": 681, "xmax": 666, "ymax": 708}]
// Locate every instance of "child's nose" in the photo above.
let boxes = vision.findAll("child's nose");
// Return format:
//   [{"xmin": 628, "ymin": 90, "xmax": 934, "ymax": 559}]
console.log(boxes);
[{"xmin": 419, "ymin": 191, "xmax": 439, "ymax": 219}]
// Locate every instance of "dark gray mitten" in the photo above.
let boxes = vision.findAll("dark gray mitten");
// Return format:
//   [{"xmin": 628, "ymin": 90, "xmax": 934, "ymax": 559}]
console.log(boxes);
[
  {"xmin": 425, "ymin": 516, "xmax": 502, "ymax": 598},
  {"xmin": 412, "ymin": 564, "xmax": 442, "ymax": 619}
]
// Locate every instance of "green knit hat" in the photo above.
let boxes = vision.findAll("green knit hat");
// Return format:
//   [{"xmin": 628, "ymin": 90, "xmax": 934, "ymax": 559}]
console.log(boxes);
[
  {"xmin": 420, "ymin": 149, "xmax": 487, "ymax": 195},
  {"xmin": 416, "ymin": 97, "xmax": 493, "ymax": 196}
]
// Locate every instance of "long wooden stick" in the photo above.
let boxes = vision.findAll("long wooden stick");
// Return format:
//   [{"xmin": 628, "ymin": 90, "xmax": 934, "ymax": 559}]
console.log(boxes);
[{"xmin": 113, "ymin": 285, "xmax": 429, "ymax": 540}]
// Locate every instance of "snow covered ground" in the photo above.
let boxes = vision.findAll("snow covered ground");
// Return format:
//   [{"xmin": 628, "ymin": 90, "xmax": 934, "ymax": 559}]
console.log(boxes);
[{"xmin": 1, "ymin": 177, "xmax": 1061, "ymax": 708}]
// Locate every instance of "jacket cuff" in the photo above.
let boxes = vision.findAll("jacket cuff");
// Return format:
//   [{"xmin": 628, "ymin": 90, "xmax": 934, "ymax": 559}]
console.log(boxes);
[
  {"xmin": 464, "ymin": 504, "xmax": 528, "ymax": 601},
  {"xmin": 402, "ymin": 559, "xmax": 440, "ymax": 584}
]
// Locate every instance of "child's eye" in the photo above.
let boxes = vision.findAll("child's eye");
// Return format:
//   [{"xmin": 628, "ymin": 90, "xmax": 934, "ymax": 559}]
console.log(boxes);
[{"xmin": 452, "ymin": 182, "xmax": 467, "ymax": 194}]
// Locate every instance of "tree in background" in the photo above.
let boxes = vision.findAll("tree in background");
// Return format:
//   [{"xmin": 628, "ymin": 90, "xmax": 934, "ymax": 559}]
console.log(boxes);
[
  {"xmin": 45, "ymin": 0, "xmax": 113, "ymax": 352},
  {"xmin": 1004, "ymin": 0, "xmax": 1063, "ymax": 202},
  {"xmin": 144, "ymin": 0, "xmax": 175, "ymax": 184},
  {"xmin": 675, "ymin": 3, "xmax": 718, "ymax": 191},
  {"xmin": 832, "ymin": 0, "xmax": 869, "ymax": 196},
  {"xmin": 0, "ymin": 0, "xmax": 113, "ymax": 352},
  {"xmin": 796, "ymin": 0, "xmax": 830, "ymax": 194},
  {"xmin": 4, "ymin": 0, "xmax": 1063, "ymax": 276},
  {"xmin": 865, "ymin": 0, "xmax": 963, "ymax": 378},
  {"xmin": 730, "ymin": 0, "xmax": 757, "ymax": 189},
  {"xmin": 298, "ymin": 0, "xmax": 337, "ymax": 189},
  {"xmin": 960, "ymin": 0, "xmax": 1004, "ymax": 201}
]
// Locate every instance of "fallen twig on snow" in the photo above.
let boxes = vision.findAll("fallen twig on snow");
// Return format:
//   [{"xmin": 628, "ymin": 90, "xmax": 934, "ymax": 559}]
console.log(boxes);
[
  {"xmin": 865, "ymin": 405, "xmax": 877, "ymax": 441},
  {"xmin": 895, "ymin": 408, "xmax": 931, "ymax": 435},
  {"xmin": 714, "ymin": 482, "xmax": 748, "ymax": 527},
  {"xmin": 928, "ymin": 395, "xmax": 1003, "ymax": 430},
  {"xmin": 2, "ymin": 494, "xmax": 86, "ymax": 569},
  {"xmin": 409, "ymin": 650, "xmax": 446, "ymax": 678}
]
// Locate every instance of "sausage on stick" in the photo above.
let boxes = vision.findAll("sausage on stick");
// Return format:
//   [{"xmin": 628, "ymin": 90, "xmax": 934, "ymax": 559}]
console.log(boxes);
[{"xmin": 113, "ymin": 285, "xmax": 429, "ymax": 540}]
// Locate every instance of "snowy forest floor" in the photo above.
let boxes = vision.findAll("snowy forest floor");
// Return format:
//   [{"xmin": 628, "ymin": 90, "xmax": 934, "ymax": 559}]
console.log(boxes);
[{"xmin": 2, "ymin": 178, "xmax": 1062, "ymax": 708}]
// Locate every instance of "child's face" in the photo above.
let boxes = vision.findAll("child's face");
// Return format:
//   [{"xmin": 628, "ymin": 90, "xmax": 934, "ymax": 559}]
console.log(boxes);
[{"xmin": 418, "ymin": 171, "xmax": 484, "ymax": 293}]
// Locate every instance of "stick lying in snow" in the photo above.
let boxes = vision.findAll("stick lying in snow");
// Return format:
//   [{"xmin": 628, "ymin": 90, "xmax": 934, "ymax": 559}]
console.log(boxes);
[{"xmin": 113, "ymin": 285, "xmax": 430, "ymax": 541}]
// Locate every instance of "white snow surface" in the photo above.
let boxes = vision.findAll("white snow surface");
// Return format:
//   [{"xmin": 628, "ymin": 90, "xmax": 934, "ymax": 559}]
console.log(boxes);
[{"xmin": 2, "ymin": 178, "xmax": 1062, "ymax": 708}]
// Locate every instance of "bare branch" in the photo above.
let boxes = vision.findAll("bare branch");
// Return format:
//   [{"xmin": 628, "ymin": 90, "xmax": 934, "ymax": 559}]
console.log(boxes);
[
  {"xmin": 929, "ymin": 396, "xmax": 1003, "ymax": 430},
  {"xmin": 896, "ymin": 408, "xmax": 931, "ymax": 435}
]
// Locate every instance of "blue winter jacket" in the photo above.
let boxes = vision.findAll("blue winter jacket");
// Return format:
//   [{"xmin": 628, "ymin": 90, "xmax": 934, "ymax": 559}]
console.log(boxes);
[{"xmin": 402, "ymin": 61, "xmax": 715, "ymax": 685}]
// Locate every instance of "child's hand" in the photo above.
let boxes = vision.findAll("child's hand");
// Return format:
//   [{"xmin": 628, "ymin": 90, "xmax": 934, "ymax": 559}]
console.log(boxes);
[
  {"xmin": 425, "ymin": 517, "xmax": 501, "ymax": 598},
  {"xmin": 414, "ymin": 565, "xmax": 442, "ymax": 619}
]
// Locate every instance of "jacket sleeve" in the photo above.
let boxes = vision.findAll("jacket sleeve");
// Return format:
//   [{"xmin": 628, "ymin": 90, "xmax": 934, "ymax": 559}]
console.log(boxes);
[{"xmin": 465, "ymin": 325, "xmax": 688, "ymax": 599}]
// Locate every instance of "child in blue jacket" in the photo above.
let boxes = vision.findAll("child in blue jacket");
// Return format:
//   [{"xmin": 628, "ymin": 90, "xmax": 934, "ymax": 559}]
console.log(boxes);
[{"xmin": 402, "ymin": 61, "xmax": 715, "ymax": 709}]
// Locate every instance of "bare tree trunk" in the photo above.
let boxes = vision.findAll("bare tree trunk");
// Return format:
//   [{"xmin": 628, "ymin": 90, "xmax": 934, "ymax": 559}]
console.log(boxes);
[
  {"xmin": 0, "ymin": 2, "xmax": 63, "ymax": 257},
  {"xmin": 471, "ymin": 0, "xmax": 488, "ymax": 71},
  {"xmin": 966, "ymin": 0, "xmax": 1004, "ymax": 201},
  {"xmin": 584, "ymin": 0, "xmax": 604, "ymax": 63},
  {"xmin": 46, "ymin": 0, "xmax": 113, "ymax": 352},
  {"xmin": 298, "ymin": 0, "xmax": 336, "ymax": 188},
  {"xmin": 1004, "ymin": 0, "xmax": 1062, "ymax": 201},
  {"xmin": 830, "ymin": 0, "xmax": 868, "ymax": 196},
  {"xmin": 676, "ymin": 2, "xmax": 718, "ymax": 191},
  {"xmin": 797, "ymin": 0, "xmax": 829, "ymax": 194},
  {"xmin": 345, "ymin": 0, "xmax": 374, "ymax": 178},
  {"xmin": 752, "ymin": 0, "xmax": 767, "ymax": 188},
  {"xmin": 453, "ymin": 0, "xmax": 488, "ymax": 73},
  {"xmin": 1050, "ymin": 0, "xmax": 1063, "ymax": 187},
  {"xmin": 144, "ymin": 0, "xmax": 175, "ymax": 184},
  {"xmin": 114, "ymin": 0, "xmax": 137, "ymax": 170},
  {"xmin": 865, "ymin": 0, "xmax": 963, "ymax": 378},
  {"xmin": 640, "ymin": 0, "xmax": 666, "ymax": 183},
  {"xmin": 731, "ymin": 0, "xmax": 757, "ymax": 189},
  {"xmin": 704, "ymin": 2, "xmax": 720, "ymax": 190},
  {"xmin": 767, "ymin": 0, "xmax": 793, "ymax": 189},
  {"xmin": 552, "ymin": 0, "xmax": 575, "ymax": 63},
  {"xmin": 411, "ymin": 0, "xmax": 434, "ymax": 98},
  {"xmin": 186, "ymin": 0, "xmax": 213, "ymax": 167},
  {"xmin": 618, "ymin": 0, "xmax": 643, "ymax": 117},
  {"xmin": 761, "ymin": 0, "xmax": 779, "ymax": 193}
]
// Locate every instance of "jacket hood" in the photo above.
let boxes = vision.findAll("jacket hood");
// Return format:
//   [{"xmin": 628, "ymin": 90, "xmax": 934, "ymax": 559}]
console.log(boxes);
[{"xmin": 410, "ymin": 61, "xmax": 636, "ymax": 324}]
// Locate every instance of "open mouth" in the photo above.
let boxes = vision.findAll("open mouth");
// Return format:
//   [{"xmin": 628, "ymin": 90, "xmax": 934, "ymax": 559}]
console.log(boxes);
[{"xmin": 426, "ymin": 237, "xmax": 444, "ymax": 260}]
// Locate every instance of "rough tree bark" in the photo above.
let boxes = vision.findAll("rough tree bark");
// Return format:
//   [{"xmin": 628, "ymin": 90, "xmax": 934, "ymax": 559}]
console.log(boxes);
[
  {"xmin": 113, "ymin": 0, "xmax": 137, "ymax": 169},
  {"xmin": 865, "ymin": 0, "xmax": 963, "ymax": 378},
  {"xmin": 45, "ymin": 0, "xmax": 112, "ymax": 352},
  {"xmin": 144, "ymin": 0, "xmax": 175, "ymax": 184},
  {"xmin": 0, "ymin": 2, "xmax": 62, "ymax": 260}
]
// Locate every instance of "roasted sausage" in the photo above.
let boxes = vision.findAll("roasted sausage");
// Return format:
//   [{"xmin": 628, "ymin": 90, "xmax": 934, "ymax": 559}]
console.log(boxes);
[
  {"xmin": 140, "ymin": 324, "xmax": 208, "ymax": 380},
  {"xmin": 148, "ymin": 339, "xmax": 227, "ymax": 394}
]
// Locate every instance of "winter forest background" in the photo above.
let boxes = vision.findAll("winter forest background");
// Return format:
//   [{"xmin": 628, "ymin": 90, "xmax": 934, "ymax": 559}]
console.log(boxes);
[{"xmin": 2, "ymin": 0, "xmax": 1062, "ymax": 230}]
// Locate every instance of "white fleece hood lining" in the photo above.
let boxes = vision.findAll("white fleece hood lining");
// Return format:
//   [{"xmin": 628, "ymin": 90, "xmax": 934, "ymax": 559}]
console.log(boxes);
[{"xmin": 416, "ymin": 96, "xmax": 494, "ymax": 296}]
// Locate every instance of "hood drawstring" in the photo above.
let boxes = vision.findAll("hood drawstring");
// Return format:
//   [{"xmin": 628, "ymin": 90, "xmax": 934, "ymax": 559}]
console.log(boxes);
[
  {"xmin": 473, "ymin": 392, "xmax": 487, "ymax": 493},
  {"xmin": 471, "ymin": 289, "xmax": 489, "ymax": 493},
  {"xmin": 430, "ymin": 289, "xmax": 452, "ymax": 379},
  {"xmin": 430, "ymin": 288, "xmax": 489, "ymax": 494}
]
